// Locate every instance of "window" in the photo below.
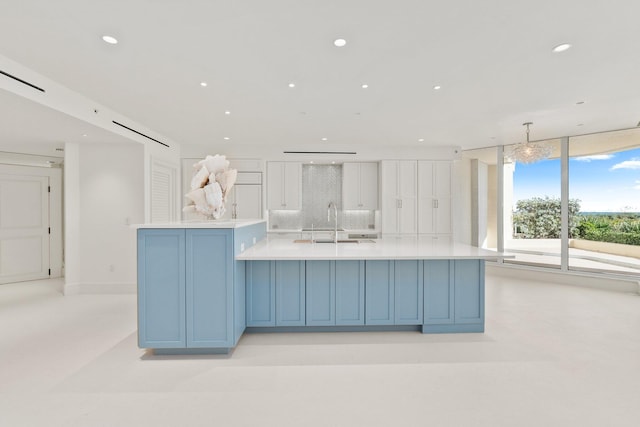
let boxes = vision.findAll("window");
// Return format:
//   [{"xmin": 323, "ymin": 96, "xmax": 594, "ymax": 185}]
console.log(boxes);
[
  {"xmin": 568, "ymin": 129, "xmax": 640, "ymax": 276},
  {"xmin": 504, "ymin": 139, "xmax": 562, "ymax": 268}
]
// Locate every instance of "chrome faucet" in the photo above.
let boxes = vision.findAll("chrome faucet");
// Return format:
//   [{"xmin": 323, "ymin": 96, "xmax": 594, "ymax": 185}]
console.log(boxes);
[{"xmin": 327, "ymin": 201, "xmax": 338, "ymax": 243}]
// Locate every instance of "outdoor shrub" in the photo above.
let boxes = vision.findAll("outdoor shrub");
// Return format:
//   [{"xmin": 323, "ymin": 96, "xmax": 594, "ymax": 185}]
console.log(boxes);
[{"xmin": 512, "ymin": 197, "xmax": 581, "ymax": 238}]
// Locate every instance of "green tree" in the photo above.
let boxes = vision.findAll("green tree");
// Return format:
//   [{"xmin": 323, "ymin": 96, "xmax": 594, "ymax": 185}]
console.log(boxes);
[{"xmin": 512, "ymin": 197, "xmax": 581, "ymax": 239}]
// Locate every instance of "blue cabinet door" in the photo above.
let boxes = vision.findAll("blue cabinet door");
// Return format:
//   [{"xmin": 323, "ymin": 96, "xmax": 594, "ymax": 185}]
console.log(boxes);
[
  {"xmin": 394, "ymin": 260, "xmax": 423, "ymax": 324},
  {"xmin": 423, "ymin": 260, "xmax": 454, "ymax": 324},
  {"xmin": 335, "ymin": 261, "xmax": 365, "ymax": 325},
  {"xmin": 137, "ymin": 229, "xmax": 186, "ymax": 348},
  {"xmin": 246, "ymin": 261, "xmax": 276, "ymax": 326},
  {"xmin": 234, "ymin": 260, "xmax": 247, "ymax": 343},
  {"xmin": 185, "ymin": 229, "xmax": 233, "ymax": 348},
  {"xmin": 276, "ymin": 261, "xmax": 306, "ymax": 326},
  {"xmin": 454, "ymin": 260, "xmax": 484, "ymax": 325},
  {"xmin": 365, "ymin": 260, "xmax": 395, "ymax": 325},
  {"xmin": 306, "ymin": 261, "xmax": 336, "ymax": 326}
]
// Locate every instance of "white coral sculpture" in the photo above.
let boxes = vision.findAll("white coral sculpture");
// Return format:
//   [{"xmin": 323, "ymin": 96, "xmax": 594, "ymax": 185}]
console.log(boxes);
[{"xmin": 183, "ymin": 154, "xmax": 237, "ymax": 219}]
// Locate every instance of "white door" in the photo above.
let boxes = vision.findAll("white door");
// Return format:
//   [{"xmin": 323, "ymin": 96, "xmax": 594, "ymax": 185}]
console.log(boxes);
[
  {"xmin": 235, "ymin": 185, "xmax": 262, "ymax": 219},
  {"xmin": 151, "ymin": 160, "xmax": 177, "ymax": 223},
  {"xmin": 380, "ymin": 161, "xmax": 399, "ymax": 234},
  {"xmin": 359, "ymin": 162, "xmax": 379, "ymax": 210},
  {"xmin": 341, "ymin": 163, "xmax": 361, "ymax": 210},
  {"xmin": 418, "ymin": 161, "xmax": 435, "ymax": 234},
  {"xmin": 0, "ymin": 173, "xmax": 50, "ymax": 284},
  {"xmin": 398, "ymin": 161, "xmax": 417, "ymax": 234}
]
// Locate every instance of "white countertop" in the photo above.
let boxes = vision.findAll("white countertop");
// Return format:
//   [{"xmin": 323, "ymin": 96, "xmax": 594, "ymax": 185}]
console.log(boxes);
[
  {"xmin": 133, "ymin": 219, "xmax": 266, "ymax": 229},
  {"xmin": 236, "ymin": 235, "xmax": 511, "ymax": 261}
]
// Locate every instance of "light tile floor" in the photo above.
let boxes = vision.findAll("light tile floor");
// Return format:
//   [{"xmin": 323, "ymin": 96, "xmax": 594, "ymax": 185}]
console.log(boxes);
[{"xmin": 1, "ymin": 275, "xmax": 639, "ymax": 427}]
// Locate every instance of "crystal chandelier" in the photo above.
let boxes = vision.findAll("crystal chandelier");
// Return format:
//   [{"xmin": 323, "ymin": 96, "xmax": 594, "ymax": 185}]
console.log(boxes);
[{"xmin": 509, "ymin": 122, "xmax": 552, "ymax": 164}]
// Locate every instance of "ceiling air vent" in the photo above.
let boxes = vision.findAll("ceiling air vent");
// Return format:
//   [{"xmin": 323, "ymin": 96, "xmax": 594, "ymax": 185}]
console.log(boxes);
[
  {"xmin": 0, "ymin": 70, "xmax": 45, "ymax": 92},
  {"xmin": 112, "ymin": 121, "xmax": 169, "ymax": 147},
  {"xmin": 283, "ymin": 151, "xmax": 356, "ymax": 155}
]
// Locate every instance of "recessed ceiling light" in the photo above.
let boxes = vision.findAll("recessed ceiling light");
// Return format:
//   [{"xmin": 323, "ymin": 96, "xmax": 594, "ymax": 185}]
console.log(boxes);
[
  {"xmin": 331, "ymin": 161, "xmax": 336, "ymax": 164},
  {"xmin": 334, "ymin": 38, "xmax": 347, "ymax": 47},
  {"xmin": 223, "ymin": 137, "xmax": 230, "ymax": 140},
  {"xmin": 102, "ymin": 35, "xmax": 118, "ymax": 44},
  {"xmin": 361, "ymin": 84, "xmax": 369, "ymax": 89},
  {"xmin": 200, "ymin": 82, "xmax": 208, "ymax": 87},
  {"xmin": 418, "ymin": 138, "xmax": 424, "ymax": 142},
  {"xmin": 288, "ymin": 83, "xmax": 296, "ymax": 88},
  {"xmin": 82, "ymin": 134, "xmax": 88, "ymax": 137},
  {"xmin": 552, "ymin": 43, "xmax": 572, "ymax": 53},
  {"xmin": 310, "ymin": 161, "xmax": 314, "ymax": 164},
  {"xmin": 321, "ymin": 137, "xmax": 328, "ymax": 141},
  {"xmin": 433, "ymin": 85, "xmax": 441, "ymax": 90},
  {"xmin": 224, "ymin": 111, "xmax": 231, "ymax": 115}
]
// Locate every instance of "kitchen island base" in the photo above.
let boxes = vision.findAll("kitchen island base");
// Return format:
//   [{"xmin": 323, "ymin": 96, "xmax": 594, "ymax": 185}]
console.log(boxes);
[{"xmin": 136, "ymin": 228, "xmax": 505, "ymax": 356}]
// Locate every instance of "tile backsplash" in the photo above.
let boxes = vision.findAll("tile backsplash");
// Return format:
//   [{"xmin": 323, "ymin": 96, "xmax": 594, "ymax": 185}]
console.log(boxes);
[{"xmin": 269, "ymin": 164, "xmax": 376, "ymax": 231}]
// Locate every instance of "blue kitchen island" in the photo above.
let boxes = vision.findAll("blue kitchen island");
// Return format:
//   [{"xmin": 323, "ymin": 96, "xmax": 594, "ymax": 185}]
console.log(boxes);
[{"xmin": 137, "ymin": 221, "xmax": 508, "ymax": 355}]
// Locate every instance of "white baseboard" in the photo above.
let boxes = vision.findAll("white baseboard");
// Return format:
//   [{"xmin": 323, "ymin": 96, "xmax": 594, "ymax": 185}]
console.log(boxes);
[
  {"xmin": 487, "ymin": 263, "xmax": 640, "ymax": 294},
  {"xmin": 63, "ymin": 281, "xmax": 136, "ymax": 295}
]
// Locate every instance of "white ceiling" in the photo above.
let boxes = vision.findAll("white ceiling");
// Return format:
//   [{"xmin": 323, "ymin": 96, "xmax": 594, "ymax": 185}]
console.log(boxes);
[{"xmin": 1, "ymin": 0, "xmax": 640, "ymax": 153}]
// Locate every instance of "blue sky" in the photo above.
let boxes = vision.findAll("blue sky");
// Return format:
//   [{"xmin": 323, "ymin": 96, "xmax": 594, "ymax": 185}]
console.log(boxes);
[{"xmin": 512, "ymin": 147, "xmax": 640, "ymax": 212}]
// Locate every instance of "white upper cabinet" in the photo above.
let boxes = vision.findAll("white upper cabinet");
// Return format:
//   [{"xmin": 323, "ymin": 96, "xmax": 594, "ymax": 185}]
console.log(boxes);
[
  {"xmin": 380, "ymin": 160, "xmax": 417, "ymax": 234},
  {"xmin": 222, "ymin": 172, "xmax": 263, "ymax": 220},
  {"xmin": 342, "ymin": 162, "xmax": 378, "ymax": 210},
  {"xmin": 222, "ymin": 184, "xmax": 263, "ymax": 220},
  {"xmin": 267, "ymin": 162, "xmax": 301, "ymax": 210},
  {"xmin": 418, "ymin": 160, "xmax": 452, "ymax": 235}
]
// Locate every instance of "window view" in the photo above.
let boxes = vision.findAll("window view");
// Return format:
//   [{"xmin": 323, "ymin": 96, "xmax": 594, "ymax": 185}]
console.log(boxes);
[
  {"xmin": 568, "ymin": 129, "xmax": 640, "ymax": 276},
  {"xmin": 504, "ymin": 139, "xmax": 562, "ymax": 268}
]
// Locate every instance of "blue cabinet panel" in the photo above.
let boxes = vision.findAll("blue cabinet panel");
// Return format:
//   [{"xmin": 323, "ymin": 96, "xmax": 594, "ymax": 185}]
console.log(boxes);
[
  {"xmin": 185, "ymin": 229, "xmax": 232, "ymax": 348},
  {"xmin": 234, "ymin": 222, "xmax": 267, "ymax": 255},
  {"xmin": 394, "ymin": 260, "xmax": 423, "ymax": 324},
  {"xmin": 335, "ymin": 261, "xmax": 365, "ymax": 325},
  {"xmin": 424, "ymin": 260, "xmax": 454, "ymax": 324},
  {"xmin": 306, "ymin": 261, "xmax": 336, "ymax": 326},
  {"xmin": 234, "ymin": 260, "xmax": 247, "ymax": 343},
  {"xmin": 137, "ymin": 230, "xmax": 186, "ymax": 348},
  {"xmin": 454, "ymin": 260, "xmax": 484, "ymax": 324},
  {"xmin": 246, "ymin": 261, "xmax": 275, "ymax": 326},
  {"xmin": 365, "ymin": 261, "xmax": 395, "ymax": 325},
  {"xmin": 276, "ymin": 261, "xmax": 306, "ymax": 326}
]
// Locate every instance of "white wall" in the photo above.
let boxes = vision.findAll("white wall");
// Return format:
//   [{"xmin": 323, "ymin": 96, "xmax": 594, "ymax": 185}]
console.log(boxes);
[{"xmin": 64, "ymin": 142, "xmax": 144, "ymax": 294}]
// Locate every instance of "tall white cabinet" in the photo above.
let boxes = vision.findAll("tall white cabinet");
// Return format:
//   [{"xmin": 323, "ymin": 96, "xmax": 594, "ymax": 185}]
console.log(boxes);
[
  {"xmin": 417, "ymin": 161, "xmax": 452, "ymax": 235},
  {"xmin": 380, "ymin": 161, "xmax": 418, "ymax": 234},
  {"xmin": 381, "ymin": 160, "xmax": 453, "ymax": 236},
  {"xmin": 267, "ymin": 162, "xmax": 301, "ymax": 210},
  {"xmin": 221, "ymin": 172, "xmax": 263, "ymax": 220},
  {"xmin": 342, "ymin": 162, "xmax": 378, "ymax": 210}
]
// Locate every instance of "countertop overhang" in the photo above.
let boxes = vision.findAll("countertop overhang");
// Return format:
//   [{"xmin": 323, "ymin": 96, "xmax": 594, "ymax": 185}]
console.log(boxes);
[
  {"xmin": 236, "ymin": 236, "xmax": 511, "ymax": 261},
  {"xmin": 133, "ymin": 219, "xmax": 266, "ymax": 229}
]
